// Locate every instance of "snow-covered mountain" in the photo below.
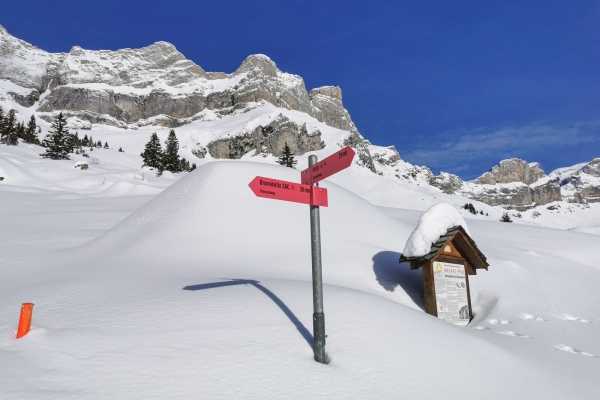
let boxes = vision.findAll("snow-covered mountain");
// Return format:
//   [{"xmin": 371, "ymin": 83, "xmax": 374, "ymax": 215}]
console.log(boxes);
[
  {"xmin": 428, "ymin": 158, "xmax": 600, "ymax": 213},
  {"xmin": 0, "ymin": 24, "xmax": 599, "ymax": 225},
  {"xmin": 2, "ymin": 25, "xmax": 600, "ymax": 399}
]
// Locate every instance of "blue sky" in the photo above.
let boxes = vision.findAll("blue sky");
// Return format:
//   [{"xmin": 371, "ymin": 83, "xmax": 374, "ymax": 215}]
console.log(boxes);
[{"xmin": 3, "ymin": 0, "xmax": 599, "ymax": 179}]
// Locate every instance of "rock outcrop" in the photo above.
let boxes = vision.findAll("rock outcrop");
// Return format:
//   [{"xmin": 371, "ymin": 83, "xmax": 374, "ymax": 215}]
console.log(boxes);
[
  {"xmin": 426, "ymin": 158, "xmax": 563, "ymax": 209},
  {"xmin": 473, "ymin": 158, "xmax": 545, "ymax": 185},
  {"xmin": 464, "ymin": 179, "xmax": 562, "ymax": 211},
  {"xmin": 0, "ymin": 25, "xmax": 380, "ymax": 167},
  {"xmin": 429, "ymin": 172, "xmax": 464, "ymax": 195},
  {"xmin": 0, "ymin": 26, "xmax": 362, "ymax": 135},
  {"xmin": 207, "ymin": 114, "xmax": 324, "ymax": 159},
  {"xmin": 559, "ymin": 159, "xmax": 600, "ymax": 204},
  {"xmin": 343, "ymin": 132, "xmax": 377, "ymax": 173}
]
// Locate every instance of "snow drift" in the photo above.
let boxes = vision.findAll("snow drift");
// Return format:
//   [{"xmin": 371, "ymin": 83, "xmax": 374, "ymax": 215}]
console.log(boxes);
[{"xmin": 76, "ymin": 161, "xmax": 421, "ymax": 306}]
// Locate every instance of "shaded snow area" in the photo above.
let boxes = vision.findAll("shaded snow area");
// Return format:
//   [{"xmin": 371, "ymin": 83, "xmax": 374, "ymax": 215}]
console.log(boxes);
[
  {"xmin": 0, "ymin": 160, "xmax": 599, "ymax": 399},
  {"xmin": 402, "ymin": 203, "xmax": 470, "ymax": 258}
]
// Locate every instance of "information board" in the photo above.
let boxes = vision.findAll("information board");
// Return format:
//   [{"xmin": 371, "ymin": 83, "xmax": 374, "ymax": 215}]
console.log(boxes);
[{"xmin": 432, "ymin": 261, "xmax": 470, "ymax": 327}]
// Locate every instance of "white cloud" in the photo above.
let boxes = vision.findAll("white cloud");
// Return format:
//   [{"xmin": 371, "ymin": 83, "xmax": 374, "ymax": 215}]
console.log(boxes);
[{"xmin": 402, "ymin": 121, "xmax": 600, "ymax": 176}]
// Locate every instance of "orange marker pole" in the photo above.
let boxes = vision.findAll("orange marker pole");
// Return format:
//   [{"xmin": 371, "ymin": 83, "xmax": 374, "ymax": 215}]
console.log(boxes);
[{"xmin": 16, "ymin": 303, "xmax": 34, "ymax": 339}]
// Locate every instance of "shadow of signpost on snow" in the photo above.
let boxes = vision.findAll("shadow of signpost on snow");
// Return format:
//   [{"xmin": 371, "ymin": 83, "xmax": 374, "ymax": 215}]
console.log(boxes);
[
  {"xmin": 183, "ymin": 279, "xmax": 314, "ymax": 348},
  {"xmin": 373, "ymin": 251, "xmax": 426, "ymax": 310}
]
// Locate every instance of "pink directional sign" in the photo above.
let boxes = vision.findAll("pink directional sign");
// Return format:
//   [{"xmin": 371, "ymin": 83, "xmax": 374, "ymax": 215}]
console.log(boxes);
[
  {"xmin": 301, "ymin": 146, "xmax": 355, "ymax": 185},
  {"xmin": 249, "ymin": 176, "xmax": 328, "ymax": 207}
]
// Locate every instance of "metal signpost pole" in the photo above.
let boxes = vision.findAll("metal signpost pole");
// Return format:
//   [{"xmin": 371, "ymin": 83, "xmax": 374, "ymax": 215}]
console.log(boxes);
[
  {"xmin": 250, "ymin": 147, "xmax": 355, "ymax": 365},
  {"xmin": 308, "ymin": 155, "xmax": 326, "ymax": 364}
]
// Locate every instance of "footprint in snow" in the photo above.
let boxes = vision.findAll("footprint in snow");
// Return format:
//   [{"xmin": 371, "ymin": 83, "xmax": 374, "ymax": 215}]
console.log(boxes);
[
  {"xmin": 554, "ymin": 344, "xmax": 598, "ymax": 358},
  {"xmin": 520, "ymin": 314, "xmax": 547, "ymax": 322},
  {"xmin": 558, "ymin": 315, "xmax": 593, "ymax": 323},
  {"xmin": 489, "ymin": 319, "xmax": 511, "ymax": 325},
  {"xmin": 497, "ymin": 330, "xmax": 531, "ymax": 339}
]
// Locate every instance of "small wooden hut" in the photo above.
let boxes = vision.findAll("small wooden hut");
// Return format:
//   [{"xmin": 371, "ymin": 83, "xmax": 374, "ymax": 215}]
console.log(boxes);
[{"xmin": 399, "ymin": 225, "xmax": 489, "ymax": 326}]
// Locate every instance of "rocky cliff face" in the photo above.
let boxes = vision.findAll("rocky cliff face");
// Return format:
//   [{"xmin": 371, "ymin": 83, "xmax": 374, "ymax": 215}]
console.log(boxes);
[
  {"xmin": 462, "ymin": 159, "xmax": 560, "ymax": 210},
  {"xmin": 427, "ymin": 158, "xmax": 600, "ymax": 210},
  {"xmin": 558, "ymin": 159, "xmax": 600, "ymax": 204},
  {"xmin": 0, "ymin": 25, "xmax": 376, "ymax": 166},
  {"xmin": 207, "ymin": 113, "xmax": 324, "ymax": 159},
  {"xmin": 473, "ymin": 158, "xmax": 546, "ymax": 185}
]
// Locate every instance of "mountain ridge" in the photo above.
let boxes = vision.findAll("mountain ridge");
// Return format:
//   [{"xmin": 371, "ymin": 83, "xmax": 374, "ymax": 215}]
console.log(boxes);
[{"xmin": 0, "ymin": 25, "xmax": 598, "ymax": 213}]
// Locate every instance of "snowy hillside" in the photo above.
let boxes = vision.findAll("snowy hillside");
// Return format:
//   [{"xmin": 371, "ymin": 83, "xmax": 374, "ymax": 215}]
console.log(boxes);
[
  {"xmin": 1, "ymin": 24, "xmax": 600, "ymax": 398},
  {"xmin": 1, "ymin": 161, "xmax": 600, "ymax": 398}
]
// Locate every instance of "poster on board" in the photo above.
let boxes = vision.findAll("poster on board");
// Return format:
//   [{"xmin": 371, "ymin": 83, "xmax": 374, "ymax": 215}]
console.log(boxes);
[{"xmin": 432, "ymin": 261, "xmax": 470, "ymax": 327}]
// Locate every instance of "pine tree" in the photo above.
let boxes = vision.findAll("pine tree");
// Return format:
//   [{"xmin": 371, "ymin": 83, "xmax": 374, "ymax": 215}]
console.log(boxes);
[
  {"xmin": 40, "ymin": 112, "xmax": 70, "ymax": 159},
  {"xmin": 82, "ymin": 134, "xmax": 89, "ymax": 147},
  {"xmin": 16, "ymin": 122, "xmax": 26, "ymax": 140},
  {"xmin": 96, "ymin": 140, "xmax": 102, "ymax": 148},
  {"xmin": 276, "ymin": 142, "xmax": 297, "ymax": 168},
  {"xmin": 179, "ymin": 157, "xmax": 191, "ymax": 172},
  {"xmin": 500, "ymin": 212, "xmax": 513, "ymax": 223},
  {"xmin": 104, "ymin": 141, "xmax": 109, "ymax": 149},
  {"xmin": 162, "ymin": 129, "xmax": 181, "ymax": 172},
  {"xmin": 118, "ymin": 147, "xmax": 123, "ymax": 152},
  {"xmin": 141, "ymin": 132, "xmax": 163, "ymax": 169},
  {"xmin": 1, "ymin": 109, "xmax": 18, "ymax": 145},
  {"xmin": 190, "ymin": 163, "xmax": 197, "ymax": 171},
  {"xmin": 0, "ymin": 107, "xmax": 4, "ymax": 139},
  {"xmin": 462, "ymin": 203, "xmax": 476, "ymax": 215},
  {"xmin": 23, "ymin": 115, "xmax": 39, "ymax": 144},
  {"xmin": 63, "ymin": 131, "xmax": 78, "ymax": 154}
]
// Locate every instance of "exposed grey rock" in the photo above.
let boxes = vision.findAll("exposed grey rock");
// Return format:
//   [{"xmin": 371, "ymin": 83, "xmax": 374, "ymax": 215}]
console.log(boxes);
[
  {"xmin": 582, "ymin": 158, "xmax": 600, "ymax": 177},
  {"xmin": 532, "ymin": 178, "xmax": 562, "ymax": 205},
  {"xmin": 529, "ymin": 163, "xmax": 546, "ymax": 183},
  {"xmin": 0, "ymin": 24, "xmax": 54, "ymax": 91},
  {"xmin": 558, "ymin": 159, "xmax": 600, "ymax": 203},
  {"xmin": 207, "ymin": 114, "xmax": 324, "ymax": 160},
  {"xmin": 232, "ymin": 54, "xmax": 278, "ymax": 78},
  {"xmin": 309, "ymin": 86, "xmax": 342, "ymax": 102},
  {"xmin": 474, "ymin": 171, "xmax": 496, "ymax": 185},
  {"xmin": 309, "ymin": 87, "xmax": 357, "ymax": 133},
  {"xmin": 472, "ymin": 158, "xmax": 546, "ymax": 185},
  {"xmin": 191, "ymin": 146, "xmax": 208, "ymax": 159},
  {"xmin": 372, "ymin": 146, "xmax": 401, "ymax": 166},
  {"xmin": 468, "ymin": 184, "xmax": 533, "ymax": 210},
  {"xmin": 429, "ymin": 172, "xmax": 464, "ymax": 194},
  {"xmin": 206, "ymin": 72, "xmax": 227, "ymax": 79},
  {"xmin": 459, "ymin": 158, "xmax": 561, "ymax": 209},
  {"xmin": 37, "ymin": 110, "xmax": 129, "ymax": 129},
  {"xmin": 343, "ymin": 132, "xmax": 376, "ymax": 173},
  {"xmin": 465, "ymin": 178, "xmax": 561, "ymax": 211},
  {"xmin": 0, "ymin": 26, "xmax": 366, "ymax": 138},
  {"xmin": 395, "ymin": 165, "xmax": 433, "ymax": 182},
  {"xmin": 8, "ymin": 89, "xmax": 39, "ymax": 107}
]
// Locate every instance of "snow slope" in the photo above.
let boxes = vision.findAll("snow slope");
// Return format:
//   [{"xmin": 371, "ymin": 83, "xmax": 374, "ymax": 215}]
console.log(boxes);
[{"xmin": 1, "ymin": 161, "xmax": 599, "ymax": 399}]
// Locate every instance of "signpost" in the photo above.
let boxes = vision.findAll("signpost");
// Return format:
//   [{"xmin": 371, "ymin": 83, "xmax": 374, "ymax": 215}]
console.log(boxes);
[
  {"xmin": 248, "ymin": 176, "xmax": 328, "ymax": 207},
  {"xmin": 248, "ymin": 147, "xmax": 355, "ymax": 364},
  {"xmin": 301, "ymin": 146, "xmax": 355, "ymax": 185}
]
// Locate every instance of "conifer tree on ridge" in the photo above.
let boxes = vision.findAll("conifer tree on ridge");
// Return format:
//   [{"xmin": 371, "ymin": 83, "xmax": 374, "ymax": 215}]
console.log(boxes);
[
  {"xmin": 162, "ymin": 129, "xmax": 181, "ymax": 172},
  {"xmin": 277, "ymin": 142, "xmax": 297, "ymax": 168},
  {"xmin": 40, "ymin": 112, "xmax": 71, "ymax": 159},
  {"xmin": 141, "ymin": 132, "xmax": 163, "ymax": 170},
  {"xmin": 23, "ymin": 115, "xmax": 39, "ymax": 144},
  {"xmin": 1, "ymin": 109, "xmax": 18, "ymax": 145}
]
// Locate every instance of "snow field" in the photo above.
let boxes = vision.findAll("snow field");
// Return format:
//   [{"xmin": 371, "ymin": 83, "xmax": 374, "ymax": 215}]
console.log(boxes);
[{"xmin": 0, "ymin": 161, "xmax": 599, "ymax": 398}]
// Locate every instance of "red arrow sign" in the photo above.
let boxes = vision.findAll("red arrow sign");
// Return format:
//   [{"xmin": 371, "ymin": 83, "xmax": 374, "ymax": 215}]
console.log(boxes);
[
  {"xmin": 301, "ymin": 146, "xmax": 355, "ymax": 185},
  {"xmin": 249, "ymin": 176, "xmax": 328, "ymax": 207}
]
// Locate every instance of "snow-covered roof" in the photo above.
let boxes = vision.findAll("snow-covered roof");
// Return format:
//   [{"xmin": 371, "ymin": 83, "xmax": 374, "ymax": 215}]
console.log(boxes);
[
  {"xmin": 400, "ymin": 225, "xmax": 488, "ymax": 269},
  {"xmin": 401, "ymin": 203, "xmax": 470, "ymax": 258}
]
